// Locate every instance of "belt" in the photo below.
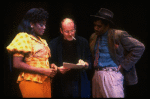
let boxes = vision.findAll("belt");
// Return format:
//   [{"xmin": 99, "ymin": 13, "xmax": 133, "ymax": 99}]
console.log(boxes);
[{"xmin": 95, "ymin": 67, "xmax": 117, "ymax": 72}]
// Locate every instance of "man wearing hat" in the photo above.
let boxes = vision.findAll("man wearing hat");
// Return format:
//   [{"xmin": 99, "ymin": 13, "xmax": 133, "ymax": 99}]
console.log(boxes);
[{"xmin": 89, "ymin": 8, "xmax": 145, "ymax": 98}]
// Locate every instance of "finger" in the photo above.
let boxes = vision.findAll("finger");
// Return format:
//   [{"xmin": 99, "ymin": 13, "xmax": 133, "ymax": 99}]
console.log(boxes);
[
  {"xmin": 51, "ymin": 64, "xmax": 57, "ymax": 69},
  {"xmin": 63, "ymin": 67, "xmax": 70, "ymax": 70},
  {"xmin": 85, "ymin": 62, "xmax": 89, "ymax": 66},
  {"xmin": 51, "ymin": 63, "xmax": 54, "ymax": 66},
  {"xmin": 117, "ymin": 68, "xmax": 119, "ymax": 72},
  {"xmin": 67, "ymin": 68, "xmax": 71, "ymax": 71},
  {"xmin": 117, "ymin": 65, "xmax": 121, "ymax": 72},
  {"xmin": 51, "ymin": 69, "xmax": 56, "ymax": 73},
  {"xmin": 117, "ymin": 67, "xmax": 119, "ymax": 72}
]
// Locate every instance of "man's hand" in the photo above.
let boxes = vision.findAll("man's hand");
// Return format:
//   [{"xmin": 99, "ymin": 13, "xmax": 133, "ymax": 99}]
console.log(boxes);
[
  {"xmin": 77, "ymin": 59, "xmax": 89, "ymax": 69},
  {"xmin": 58, "ymin": 66, "xmax": 71, "ymax": 74},
  {"xmin": 117, "ymin": 65, "xmax": 123, "ymax": 72}
]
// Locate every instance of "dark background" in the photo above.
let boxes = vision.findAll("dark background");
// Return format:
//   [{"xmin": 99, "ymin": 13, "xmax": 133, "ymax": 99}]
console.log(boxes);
[{"xmin": 3, "ymin": 1, "xmax": 148, "ymax": 97}]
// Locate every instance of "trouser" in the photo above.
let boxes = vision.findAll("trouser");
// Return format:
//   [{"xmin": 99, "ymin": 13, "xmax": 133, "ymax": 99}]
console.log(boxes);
[
  {"xmin": 19, "ymin": 78, "xmax": 51, "ymax": 98},
  {"xmin": 92, "ymin": 67, "xmax": 124, "ymax": 98}
]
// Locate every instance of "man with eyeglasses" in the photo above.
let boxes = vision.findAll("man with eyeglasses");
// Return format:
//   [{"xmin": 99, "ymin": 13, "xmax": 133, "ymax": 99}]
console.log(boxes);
[{"xmin": 49, "ymin": 18, "xmax": 92, "ymax": 98}]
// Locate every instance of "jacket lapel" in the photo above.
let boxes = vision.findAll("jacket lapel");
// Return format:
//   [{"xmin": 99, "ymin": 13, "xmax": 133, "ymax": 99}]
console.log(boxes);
[
  {"xmin": 90, "ymin": 29, "xmax": 119, "ymax": 65},
  {"xmin": 108, "ymin": 29, "xmax": 118, "ymax": 65},
  {"xmin": 89, "ymin": 33, "xmax": 97, "ymax": 58},
  {"xmin": 76, "ymin": 37, "xmax": 81, "ymax": 59},
  {"xmin": 57, "ymin": 37, "xmax": 63, "ymax": 66}
]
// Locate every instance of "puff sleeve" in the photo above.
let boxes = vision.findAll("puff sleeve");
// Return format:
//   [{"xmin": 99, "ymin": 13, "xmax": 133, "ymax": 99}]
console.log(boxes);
[{"xmin": 6, "ymin": 32, "xmax": 32, "ymax": 54}]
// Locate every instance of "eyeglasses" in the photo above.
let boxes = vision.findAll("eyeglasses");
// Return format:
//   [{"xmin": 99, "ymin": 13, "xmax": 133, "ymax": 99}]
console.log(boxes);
[{"xmin": 64, "ymin": 29, "xmax": 76, "ymax": 33}]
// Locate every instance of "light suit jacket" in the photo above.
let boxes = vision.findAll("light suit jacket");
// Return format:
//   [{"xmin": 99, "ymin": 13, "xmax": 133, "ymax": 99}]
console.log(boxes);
[{"xmin": 89, "ymin": 29, "xmax": 145, "ymax": 85}]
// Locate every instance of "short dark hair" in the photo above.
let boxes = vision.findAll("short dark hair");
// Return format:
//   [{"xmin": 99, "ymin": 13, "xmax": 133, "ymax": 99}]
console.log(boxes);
[{"xmin": 18, "ymin": 8, "xmax": 49, "ymax": 33}]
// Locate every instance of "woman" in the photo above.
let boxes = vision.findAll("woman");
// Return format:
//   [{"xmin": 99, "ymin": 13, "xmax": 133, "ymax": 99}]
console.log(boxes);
[{"xmin": 6, "ymin": 8, "xmax": 57, "ymax": 98}]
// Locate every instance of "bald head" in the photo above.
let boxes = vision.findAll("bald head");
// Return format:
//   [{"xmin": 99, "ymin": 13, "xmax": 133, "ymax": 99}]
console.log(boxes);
[
  {"xmin": 61, "ymin": 18, "xmax": 75, "ymax": 30},
  {"xmin": 60, "ymin": 18, "xmax": 76, "ymax": 41}
]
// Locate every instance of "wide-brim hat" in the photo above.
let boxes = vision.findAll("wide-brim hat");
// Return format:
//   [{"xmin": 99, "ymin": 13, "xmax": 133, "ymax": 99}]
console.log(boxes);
[{"xmin": 90, "ymin": 8, "xmax": 114, "ymax": 24}]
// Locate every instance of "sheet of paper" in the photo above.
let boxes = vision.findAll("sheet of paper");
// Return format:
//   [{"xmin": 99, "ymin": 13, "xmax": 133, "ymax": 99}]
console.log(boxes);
[{"xmin": 63, "ymin": 62, "xmax": 84, "ymax": 69}]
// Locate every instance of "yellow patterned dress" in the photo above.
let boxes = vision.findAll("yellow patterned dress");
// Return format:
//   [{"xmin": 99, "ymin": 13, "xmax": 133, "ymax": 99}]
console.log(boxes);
[
  {"xmin": 6, "ymin": 32, "xmax": 52, "ymax": 97},
  {"xmin": 7, "ymin": 32, "xmax": 51, "ymax": 83}
]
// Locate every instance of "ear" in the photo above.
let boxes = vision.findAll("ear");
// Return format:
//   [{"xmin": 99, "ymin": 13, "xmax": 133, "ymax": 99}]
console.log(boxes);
[
  {"xmin": 30, "ymin": 22, "xmax": 34, "ymax": 28},
  {"xmin": 74, "ymin": 24, "xmax": 76, "ymax": 30},
  {"xmin": 60, "ymin": 28, "xmax": 63, "ymax": 34}
]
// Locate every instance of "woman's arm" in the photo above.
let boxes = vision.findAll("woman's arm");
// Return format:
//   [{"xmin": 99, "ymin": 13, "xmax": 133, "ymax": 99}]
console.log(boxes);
[{"xmin": 13, "ymin": 56, "xmax": 57, "ymax": 78}]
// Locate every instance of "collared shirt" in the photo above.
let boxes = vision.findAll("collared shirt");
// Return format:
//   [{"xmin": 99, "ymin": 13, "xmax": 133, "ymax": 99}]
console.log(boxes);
[{"xmin": 94, "ymin": 31, "xmax": 118, "ymax": 68}]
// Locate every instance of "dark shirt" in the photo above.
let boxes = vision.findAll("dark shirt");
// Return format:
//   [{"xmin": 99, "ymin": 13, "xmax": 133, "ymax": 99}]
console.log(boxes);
[
  {"xmin": 62, "ymin": 39, "xmax": 78, "ymax": 64},
  {"xmin": 62, "ymin": 39, "xmax": 80, "ymax": 87}
]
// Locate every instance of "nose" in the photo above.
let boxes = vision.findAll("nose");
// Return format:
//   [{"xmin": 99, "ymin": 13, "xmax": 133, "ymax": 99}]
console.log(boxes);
[
  {"xmin": 68, "ymin": 32, "xmax": 72, "ymax": 36},
  {"xmin": 42, "ymin": 25, "xmax": 46, "ymax": 30},
  {"xmin": 94, "ymin": 26, "xmax": 98, "ymax": 31}
]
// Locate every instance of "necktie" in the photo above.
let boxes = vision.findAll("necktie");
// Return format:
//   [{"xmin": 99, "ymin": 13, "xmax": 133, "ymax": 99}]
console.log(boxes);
[{"xmin": 94, "ymin": 37, "xmax": 101, "ymax": 67}]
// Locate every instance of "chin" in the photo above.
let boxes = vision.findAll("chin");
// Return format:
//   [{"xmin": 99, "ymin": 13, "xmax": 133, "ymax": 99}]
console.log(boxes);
[
  {"xmin": 64, "ymin": 38, "xmax": 73, "ymax": 41},
  {"xmin": 96, "ymin": 32, "xmax": 104, "ymax": 36},
  {"xmin": 67, "ymin": 38, "xmax": 73, "ymax": 41},
  {"xmin": 69, "ymin": 39, "xmax": 73, "ymax": 41},
  {"xmin": 96, "ymin": 32, "xmax": 100, "ymax": 35},
  {"xmin": 39, "ymin": 32, "xmax": 44, "ymax": 36}
]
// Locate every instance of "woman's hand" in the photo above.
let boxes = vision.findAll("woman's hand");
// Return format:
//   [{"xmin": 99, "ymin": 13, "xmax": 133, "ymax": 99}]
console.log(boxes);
[
  {"xmin": 44, "ymin": 63, "xmax": 58, "ymax": 78},
  {"xmin": 44, "ymin": 68, "xmax": 57, "ymax": 78},
  {"xmin": 51, "ymin": 63, "xmax": 58, "ymax": 71}
]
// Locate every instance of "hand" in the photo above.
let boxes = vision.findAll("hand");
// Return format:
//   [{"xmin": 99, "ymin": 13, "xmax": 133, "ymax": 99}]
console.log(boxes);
[
  {"xmin": 58, "ymin": 66, "xmax": 70, "ymax": 74},
  {"xmin": 51, "ymin": 63, "xmax": 58, "ymax": 71},
  {"xmin": 77, "ymin": 59, "xmax": 89, "ymax": 69},
  {"xmin": 117, "ymin": 65, "xmax": 123, "ymax": 72},
  {"xmin": 43, "ymin": 68, "xmax": 57, "ymax": 78},
  {"xmin": 49, "ymin": 68, "xmax": 57, "ymax": 78}
]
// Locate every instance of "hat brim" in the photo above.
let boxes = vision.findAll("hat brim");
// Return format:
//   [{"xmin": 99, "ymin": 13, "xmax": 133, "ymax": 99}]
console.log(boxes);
[{"xmin": 90, "ymin": 15, "xmax": 114, "ymax": 24}]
